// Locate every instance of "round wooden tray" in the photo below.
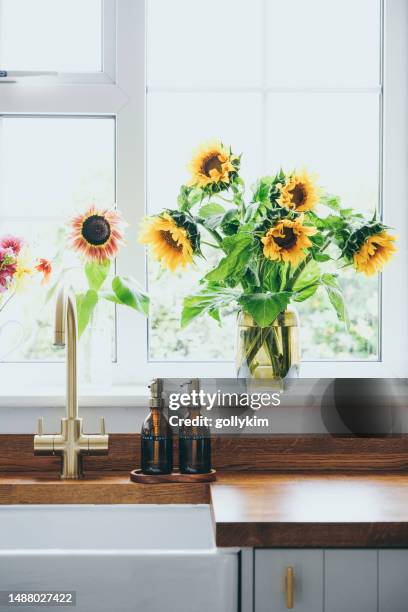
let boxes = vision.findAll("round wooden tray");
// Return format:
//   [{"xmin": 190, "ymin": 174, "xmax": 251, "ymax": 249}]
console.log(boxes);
[{"xmin": 129, "ymin": 469, "xmax": 217, "ymax": 484}]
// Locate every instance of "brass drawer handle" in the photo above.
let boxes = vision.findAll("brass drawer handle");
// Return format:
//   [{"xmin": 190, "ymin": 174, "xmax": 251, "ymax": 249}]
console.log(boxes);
[{"xmin": 285, "ymin": 566, "xmax": 295, "ymax": 609}]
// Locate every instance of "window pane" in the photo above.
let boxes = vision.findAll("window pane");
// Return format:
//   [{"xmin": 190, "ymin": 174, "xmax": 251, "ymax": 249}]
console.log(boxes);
[
  {"xmin": 0, "ymin": 0, "xmax": 102, "ymax": 72},
  {"xmin": 266, "ymin": 0, "xmax": 380, "ymax": 87},
  {"xmin": 147, "ymin": 93, "xmax": 263, "ymax": 214},
  {"xmin": 147, "ymin": 0, "xmax": 263, "ymax": 88},
  {"xmin": 266, "ymin": 94, "xmax": 379, "ymax": 213},
  {"xmin": 0, "ymin": 118, "xmax": 115, "ymax": 218},
  {"xmin": 0, "ymin": 117, "xmax": 115, "ymax": 363},
  {"xmin": 266, "ymin": 93, "xmax": 380, "ymax": 360},
  {"xmin": 147, "ymin": 93, "xmax": 262, "ymax": 361}
]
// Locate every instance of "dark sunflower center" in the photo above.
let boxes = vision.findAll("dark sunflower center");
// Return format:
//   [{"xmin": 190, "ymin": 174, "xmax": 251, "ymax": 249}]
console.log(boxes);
[
  {"xmin": 203, "ymin": 155, "xmax": 222, "ymax": 177},
  {"xmin": 160, "ymin": 230, "xmax": 182, "ymax": 252},
  {"xmin": 273, "ymin": 228, "xmax": 297, "ymax": 249},
  {"xmin": 289, "ymin": 183, "xmax": 306, "ymax": 207},
  {"xmin": 81, "ymin": 215, "xmax": 111, "ymax": 246}
]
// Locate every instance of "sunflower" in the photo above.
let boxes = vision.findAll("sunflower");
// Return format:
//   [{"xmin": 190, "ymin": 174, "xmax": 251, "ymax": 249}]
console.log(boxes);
[
  {"xmin": 277, "ymin": 170, "xmax": 320, "ymax": 212},
  {"xmin": 353, "ymin": 231, "xmax": 396, "ymax": 276},
  {"xmin": 261, "ymin": 215, "xmax": 317, "ymax": 266},
  {"xmin": 69, "ymin": 206, "xmax": 125, "ymax": 263},
  {"xmin": 188, "ymin": 141, "xmax": 238, "ymax": 188},
  {"xmin": 139, "ymin": 213, "xmax": 194, "ymax": 272}
]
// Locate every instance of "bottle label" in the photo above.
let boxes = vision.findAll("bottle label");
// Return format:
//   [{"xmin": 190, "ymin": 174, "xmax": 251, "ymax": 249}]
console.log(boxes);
[{"xmin": 142, "ymin": 434, "xmax": 168, "ymax": 441}]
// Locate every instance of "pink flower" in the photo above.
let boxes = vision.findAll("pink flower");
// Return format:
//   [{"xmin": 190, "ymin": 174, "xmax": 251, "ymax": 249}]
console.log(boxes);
[
  {"xmin": 0, "ymin": 268, "xmax": 14, "ymax": 292},
  {"xmin": 0, "ymin": 235, "xmax": 23, "ymax": 255}
]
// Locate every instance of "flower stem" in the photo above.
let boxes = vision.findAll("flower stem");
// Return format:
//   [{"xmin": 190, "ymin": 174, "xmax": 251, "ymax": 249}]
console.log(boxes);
[
  {"xmin": 285, "ymin": 236, "xmax": 332, "ymax": 291},
  {"xmin": 0, "ymin": 290, "xmax": 16, "ymax": 314},
  {"xmin": 213, "ymin": 194, "xmax": 234, "ymax": 204},
  {"xmin": 201, "ymin": 240, "xmax": 221, "ymax": 249},
  {"xmin": 201, "ymin": 225, "xmax": 224, "ymax": 248}
]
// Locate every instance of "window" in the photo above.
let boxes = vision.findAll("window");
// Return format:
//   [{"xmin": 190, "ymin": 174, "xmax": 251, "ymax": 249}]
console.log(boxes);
[
  {"xmin": 146, "ymin": 0, "xmax": 405, "ymax": 377},
  {"xmin": 0, "ymin": 0, "xmax": 407, "ymax": 394},
  {"xmin": 0, "ymin": 0, "xmax": 103, "ymax": 73},
  {"xmin": 0, "ymin": 0, "xmax": 145, "ymax": 388}
]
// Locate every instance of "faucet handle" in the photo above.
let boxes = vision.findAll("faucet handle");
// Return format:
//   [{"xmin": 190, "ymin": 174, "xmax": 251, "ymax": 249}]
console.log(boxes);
[
  {"xmin": 37, "ymin": 417, "xmax": 44, "ymax": 436},
  {"xmin": 99, "ymin": 417, "xmax": 106, "ymax": 435}
]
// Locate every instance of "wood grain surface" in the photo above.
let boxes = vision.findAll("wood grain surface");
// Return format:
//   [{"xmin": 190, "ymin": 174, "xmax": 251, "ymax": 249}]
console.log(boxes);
[
  {"xmin": 211, "ymin": 472, "xmax": 408, "ymax": 547},
  {"xmin": 2, "ymin": 433, "xmax": 408, "ymax": 473},
  {"xmin": 0, "ymin": 472, "xmax": 210, "ymax": 505}
]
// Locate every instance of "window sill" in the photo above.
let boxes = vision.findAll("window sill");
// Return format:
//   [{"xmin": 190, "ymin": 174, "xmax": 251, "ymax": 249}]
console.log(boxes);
[{"xmin": 0, "ymin": 385, "xmax": 149, "ymax": 409}]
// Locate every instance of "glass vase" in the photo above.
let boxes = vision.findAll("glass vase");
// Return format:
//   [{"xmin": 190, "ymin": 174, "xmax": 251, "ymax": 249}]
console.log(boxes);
[{"xmin": 236, "ymin": 307, "xmax": 300, "ymax": 380}]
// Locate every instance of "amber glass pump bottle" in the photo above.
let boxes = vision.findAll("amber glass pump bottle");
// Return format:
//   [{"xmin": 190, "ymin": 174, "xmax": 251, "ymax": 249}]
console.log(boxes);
[
  {"xmin": 179, "ymin": 379, "xmax": 211, "ymax": 474},
  {"xmin": 141, "ymin": 378, "xmax": 173, "ymax": 475}
]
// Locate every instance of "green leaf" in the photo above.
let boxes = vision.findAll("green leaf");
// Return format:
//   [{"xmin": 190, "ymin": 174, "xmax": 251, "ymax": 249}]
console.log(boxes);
[
  {"xmin": 244, "ymin": 202, "xmax": 259, "ymax": 223},
  {"xmin": 238, "ymin": 291, "xmax": 292, "ymax": 327},
  {"xmin": 199, "ymin": 203, "xmax": 225, "ymax": 218},
  {"xmin": 181, "ymin": 286, "xmax": 239, "ymax": 327},
  {"xmin": 208, "ymin": 308, "xmax": 221, "ymax": 323},
  {"xmin": 321, "ymin": 194, "xmax": 341, "ymax": 211},
  {"xmin": 202, "ymin": 208, "xmax": 237, "ymax": 232},
  {"xmin": 85, "ymin": 260, "xmax": 111, "ymax": 291},
  {"xmin": 76, "ymin": 290, "xmax": 98, "ymax": 337},
  {"xmin": 205, "ymin": 232, "xmax": 253, "ymax": 284},
  {"xmin": 252, "ymin": 176, "xmax": 274, "ymax": 203},
  {"xmin": 261, "ymin": 260, "xmax": 283, "ymax": 293},
  {"xmin": 321, "ymin": 273, "xmax": 349, "ymax": 327},
  {"xmin": 292, "ymin": 260, "xmax": 321, "ymax": 291},
  {"xmin": 312, "ymin": 252, "xmax": 331, "ymax": 263},
  {"xmin": 294, "ymin": 284, "xmax": 319, "ymax": 302},
  {"xmin": 111, "ymin": 276, "xmax": 149, "ymax": 315},
  {"xmin": 177, "ymin": 186, "xmax": 203, "ymax": 212}
]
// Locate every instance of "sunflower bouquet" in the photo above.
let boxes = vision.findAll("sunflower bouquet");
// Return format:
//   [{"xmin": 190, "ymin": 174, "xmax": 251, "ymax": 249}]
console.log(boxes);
[{"xmin": 140, "ymin": 141, "xmax": 396, "ymax": 377}]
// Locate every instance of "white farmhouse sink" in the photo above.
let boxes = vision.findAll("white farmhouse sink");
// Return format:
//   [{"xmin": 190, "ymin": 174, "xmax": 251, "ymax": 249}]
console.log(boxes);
[{"xmin": 0, "ymin": 505, "xmax": 238, "ymax": 612}]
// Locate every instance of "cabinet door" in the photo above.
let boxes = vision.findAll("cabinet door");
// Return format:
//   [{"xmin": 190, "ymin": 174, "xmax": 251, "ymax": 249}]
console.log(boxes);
[
  {"xmin": 324, "ymin": 550, "xmax": 377, "ymax": 612},
  {"xmin": 255, "ymin": 550, "xmax": 323, "ymax": 612},
  {"xmin": 379, "ymin": 550, "xmax": 408, "ymax": 612}
]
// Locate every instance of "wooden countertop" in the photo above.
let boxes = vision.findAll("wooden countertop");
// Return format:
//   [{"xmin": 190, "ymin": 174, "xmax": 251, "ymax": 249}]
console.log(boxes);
[
  {"xmin": 0, "ymin": 473, "xmax": 210, "ymax": 505},
  {"xmin": 2, "ymin": 471, "xmax": 408, "ymax": 548},
  {"xmin": 211, "ymin": 472, "xmax": 408, "ymax": 547}
]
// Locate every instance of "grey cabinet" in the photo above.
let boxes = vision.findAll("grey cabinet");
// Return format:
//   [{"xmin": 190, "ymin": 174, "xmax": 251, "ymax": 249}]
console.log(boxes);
[
  {"xmin": 253, "ymin": 549, "xmax": 408, "ymax": 612},
  {"xmin": 379, "ymin": 550, "xmax": 408, "ymax": 612},
  {"xmin": 255, "ymin": 550, "xmax": 323, "ymax": 612},
  {"xmin": 324, "ymin": 550, "xmax": 377, "ymax": 612}
]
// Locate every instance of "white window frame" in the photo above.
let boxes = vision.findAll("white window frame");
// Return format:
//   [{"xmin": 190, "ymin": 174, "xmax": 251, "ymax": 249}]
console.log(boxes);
[{"xmin": 0, "ymin": 0, "xmax": 407, "ymax": 400}]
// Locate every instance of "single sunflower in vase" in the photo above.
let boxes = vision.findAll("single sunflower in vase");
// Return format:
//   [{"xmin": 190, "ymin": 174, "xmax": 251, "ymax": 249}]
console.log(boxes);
[
  {"xmin": 52, "ymin": 204, "xmax": 149, "ymax": 337},
  {"xmin": 69, "ymin": 205, "xmax": 125, "ymax": 263}
]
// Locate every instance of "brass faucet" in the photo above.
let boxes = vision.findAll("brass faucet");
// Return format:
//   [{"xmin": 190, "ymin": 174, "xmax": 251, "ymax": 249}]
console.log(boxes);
[{"xmin": 34, "ymin": 287, "xmax": 109, "ymax": 479}]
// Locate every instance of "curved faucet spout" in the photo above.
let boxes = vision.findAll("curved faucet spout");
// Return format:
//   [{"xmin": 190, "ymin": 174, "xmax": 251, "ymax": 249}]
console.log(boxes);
[
  {"xmin": 34, "ymin": 286, "xmax": 109, "ymax": 479},
  {"xmin": 54, "ymin": 287, "xmax": 78, "ymax": 421}
]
